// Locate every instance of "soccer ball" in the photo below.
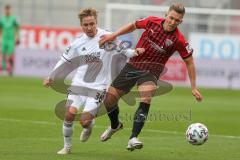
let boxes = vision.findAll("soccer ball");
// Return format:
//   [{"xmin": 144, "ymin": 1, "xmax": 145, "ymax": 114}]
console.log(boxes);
[{"xmin": 186, "ymin": 123, "xmax": 208, "ymax": 145}]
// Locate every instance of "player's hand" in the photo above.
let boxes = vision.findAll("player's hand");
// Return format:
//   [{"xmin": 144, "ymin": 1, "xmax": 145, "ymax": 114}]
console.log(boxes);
[
  {"xmin": 43, "ymin": 77, "xmax": 53, "ymax": 88},
  {"xmin": 99, "ymin": 34, "xmax": 116, "ymax": 48},
  {"xmin": 134, "ymin": 48, "xmax": 145, "ymax": 56},
  {"xmin": 192, "ymin": 88, "xmax": 203, "ymax": 102}
]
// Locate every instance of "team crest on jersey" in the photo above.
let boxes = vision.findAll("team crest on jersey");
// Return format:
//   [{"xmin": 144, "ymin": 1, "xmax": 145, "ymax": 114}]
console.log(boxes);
[{"xmin": 165, "ymin": 39, "xmax": 173, "ymax": 47}]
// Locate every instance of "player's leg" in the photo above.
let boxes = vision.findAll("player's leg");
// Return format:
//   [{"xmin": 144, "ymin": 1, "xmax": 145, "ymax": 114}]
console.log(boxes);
[
  {"xmin": 57, "ymin": 94, "xmax": 84, "ymax": 155},
  {"xmin": 127, "ymin": 76, "xmax": 157, "ymax": 151},
  {"xmin": 5, "ymin": 41, "xmax": 15, "ymax": 76},
  {"xmin": 107, "ymin": 103, "xmax": 121, "ymax": 129},
  {"xmin": 104, "ymin": 63, "xmax": 141, "ymax": 112},
  {"xmin": 2, "ymin": 54, "xmax": 7, "ymax": 70},
  {"xmin": 4, "ymin": 54, "xmax": 13, "ymax": 76},
  {"xmin": 104, "ymin": 86, "xmax": 123, "ymax": 127},
  {"xmin": 6, "ymin": 54, "xmax": 14, "ymax": 76},
  {"xmin": 131, "ymin": 81, "xmax": 156, "ymax": 138},
  {"xmin": 1, "ymin": 43, "xmax": 7, "ymax": 74},
  {"xmin": 102, "ymin": 84, "xmax": 126, "ymax": 137},
  {"xmin": 100, "ymin": 100, "xmax": 123, "ymax": 141},
  {"xmin": 103, "ymin": 86, "xmax": 124, "ymax": 112},
  {"xmin": 79, "ymin": 95, "xmax": 100, "ymax": 142},
  {"xmin": 79, "ymin": 111, "xmax": 95, "ymax": 142},
  {"xmin": 57, "ymin": 106, "xmax": 76, "ymax": 155},
  {"xmin": 96, "ymin": 87, "xmax": 124, "ymax": 141},
  {"xmin": 0, "ymin": 53, "xmax": 2, "ymax": 73},
  {"xmin": 101, "ymin": 64, "xmax": 140, "ymax": 141}
]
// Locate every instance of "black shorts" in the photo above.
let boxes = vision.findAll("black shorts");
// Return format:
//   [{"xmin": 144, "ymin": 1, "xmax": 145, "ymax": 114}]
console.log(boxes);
[{"xmin": 111, "ymin": 63, "xmax": 158, "ymax": 93}]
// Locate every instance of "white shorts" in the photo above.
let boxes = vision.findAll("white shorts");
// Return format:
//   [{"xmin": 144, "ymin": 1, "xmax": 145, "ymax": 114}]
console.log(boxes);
[{"xmin": 66, "ymin": 89, "xmax": 106, "ymax": 116}]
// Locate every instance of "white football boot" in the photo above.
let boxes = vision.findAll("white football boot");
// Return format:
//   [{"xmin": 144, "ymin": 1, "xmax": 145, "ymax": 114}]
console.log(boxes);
[
  {"xmin": 100, "ymin": 122, "xmax": 123, "ymax": 142},
  {"xmin": 57, "ymin": 147, "xmax": 71, "ymax": 155},
  {"xmin": 80, "ymin": 119, "xmax": 95, "ymax": 142},
  {"xmin": 127, "ymin": 137, "xmax": 143, "ymax": 151}
]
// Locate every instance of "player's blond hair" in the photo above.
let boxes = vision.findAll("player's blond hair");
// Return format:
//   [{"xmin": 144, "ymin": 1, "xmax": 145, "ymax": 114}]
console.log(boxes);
[
  {"xmin": 78, "ymin": 8, "xmax": 98, "ymax": 23},
  {"xmin": 169, "ymin": 3, "xmax": 185, "ymax": 15}
]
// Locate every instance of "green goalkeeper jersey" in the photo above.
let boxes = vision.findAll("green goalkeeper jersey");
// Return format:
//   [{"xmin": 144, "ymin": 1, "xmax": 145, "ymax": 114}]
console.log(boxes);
[{"xmin": 0, "ymin": 15, "xmax": 19, "ymax": 42}]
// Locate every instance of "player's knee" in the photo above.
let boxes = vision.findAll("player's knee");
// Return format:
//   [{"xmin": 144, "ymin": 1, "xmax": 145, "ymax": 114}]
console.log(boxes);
[
  {"xmin": 104, "ymin": 93, "xmax": 119, "ymax": 111},
  {"xmin": 65, "ymin": 106, "xmax": 77, "ymax": 122},
  {"xmin": 68, "ymin": 107, "xmax": 78, "ymax": 114},
  {"xmin": 79, "ymin": 112, "xmax": 94, "ymax": 128},
  {"xmin": 80, "ymin": 120, "xmax": 92, "ymax": 128}
]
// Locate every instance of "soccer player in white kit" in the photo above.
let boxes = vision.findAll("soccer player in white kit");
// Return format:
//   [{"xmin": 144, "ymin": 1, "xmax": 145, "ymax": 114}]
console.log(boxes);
[{"xmin": 43, "ymin": 8, "xmax": 145, "ymax": 154}]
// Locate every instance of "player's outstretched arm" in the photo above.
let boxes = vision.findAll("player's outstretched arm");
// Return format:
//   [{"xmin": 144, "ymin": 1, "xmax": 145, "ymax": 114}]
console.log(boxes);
[
  {"xmin": 118, "ymin": 47, "xmax": 145, "ymax": 58},
  {"xmin": 42, "ymin": 57, "xmax": 68, "ymax": 88},
  {"xmin": 99, "ymin": 23, "xmax": 137, "ymax": 47},
  {"xmin": 184, "ymin": 56, "xmax": 203, "ymax": 102}
]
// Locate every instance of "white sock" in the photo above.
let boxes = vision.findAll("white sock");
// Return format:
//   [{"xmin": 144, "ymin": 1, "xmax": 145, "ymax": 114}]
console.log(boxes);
[{"xmin": 63, "ymin": 121, "xmax": 73, "ymax": 148}]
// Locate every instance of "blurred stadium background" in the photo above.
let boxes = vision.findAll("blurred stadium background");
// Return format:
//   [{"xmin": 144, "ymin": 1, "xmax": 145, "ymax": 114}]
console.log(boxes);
[{"xmin": 0, "ymin": 0, "xmax": 239, "ymax": 160}]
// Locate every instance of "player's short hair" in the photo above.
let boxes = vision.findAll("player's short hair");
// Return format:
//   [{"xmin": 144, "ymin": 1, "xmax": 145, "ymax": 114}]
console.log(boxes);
[
  {"xmin": 5, "ymin": 4, "xmax": 11, "ymax": 9},
  {"xmin": 169, "ymin": 3, "xmax": 185, "ymax": 15},
  {"xmin": 78, "ymin": 8, "xmax": 98, "ymax": 23}
]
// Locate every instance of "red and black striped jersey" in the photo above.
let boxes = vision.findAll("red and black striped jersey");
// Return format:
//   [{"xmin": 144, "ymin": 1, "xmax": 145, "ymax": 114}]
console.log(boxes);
[{"xmin": 129, "ymin": 16, "xmax": 193, "ymax": 76}]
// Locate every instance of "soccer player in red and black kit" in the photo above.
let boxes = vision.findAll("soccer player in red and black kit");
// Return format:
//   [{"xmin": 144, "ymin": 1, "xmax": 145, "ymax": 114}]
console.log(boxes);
[{"xmin": 99, "ymin": 3, "xmax": 203, "ymax": 151}]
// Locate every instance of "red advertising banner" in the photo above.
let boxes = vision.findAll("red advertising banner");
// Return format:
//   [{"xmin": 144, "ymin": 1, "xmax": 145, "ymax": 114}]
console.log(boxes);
[{"xmin": 19, "ymin": 25, "xmax": 82, "ymax": 50}]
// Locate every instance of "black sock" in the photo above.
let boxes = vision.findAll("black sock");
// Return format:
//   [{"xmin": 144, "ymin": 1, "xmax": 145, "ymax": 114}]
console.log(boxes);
[
  {"xmin": 130, "ymin": 102, "xmax": 150, "ymax": 139},
  {"xmin": 107, "ymin": 104, "xmax": 120, "ymax": 129}
]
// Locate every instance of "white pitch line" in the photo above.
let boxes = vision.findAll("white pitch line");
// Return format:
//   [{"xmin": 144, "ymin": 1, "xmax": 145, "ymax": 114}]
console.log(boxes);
[{"xmin": 1, "ymin": 118, "xmax": 240, "ymax": 139}]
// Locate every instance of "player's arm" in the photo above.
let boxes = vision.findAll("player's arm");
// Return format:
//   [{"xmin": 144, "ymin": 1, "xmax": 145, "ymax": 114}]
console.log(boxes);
[
  {"xmin": 15, "ymin": 26, "xmax": 20, "ymax": 45},
  {"xmin": 111, "ymin": 23, "xmax": 137, "ymax": 38},
  {"xmin": 43, "ymin": 58, "xmax": 67, "ymax": 88},
  {"xmin": 14, "ymin": 17, "xmax": 20, "ymax": 45},
  {"xmin": 99, "ymin": 17, "xmax": 151, "ymax": 48},
  {"xmin": 99, "ymin": 23, "xmax": 137, "ymax": 48},
  {"xmin": 0, "ymin": 21, "xmax": 2, "ymax": 38},
  {"xmin": 120, "ymin": 48, "xmax": 145, "ymax": 57},
  {"xmin": 43, "ymin": 46, "xmax": 74, "ymax": 88},
  {"xmin": 184, "ymin": 56, "xmax": 203, "ymax": 102},
  {"xmin": 177, "ymin": 34, "xmax": 203, "ymax": 102},
  {"xmin": 43, "ymin": 58, "xmax": 68, "ymax": 87},
  {"xmin": 112, "ymin": 39, "xmax": 145, "ymax": 57}
]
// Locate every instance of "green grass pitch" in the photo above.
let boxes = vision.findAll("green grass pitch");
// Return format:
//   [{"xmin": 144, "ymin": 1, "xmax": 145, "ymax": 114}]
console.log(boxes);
[{"xmin": 0, "ymin": 77, "xmax": 239, "ymax": 160}]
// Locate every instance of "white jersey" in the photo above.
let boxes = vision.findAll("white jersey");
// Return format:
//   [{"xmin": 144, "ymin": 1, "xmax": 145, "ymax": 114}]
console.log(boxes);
[{"xmin": 52, "ymin": 28, "xmax": 134, "ymax": 91}]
